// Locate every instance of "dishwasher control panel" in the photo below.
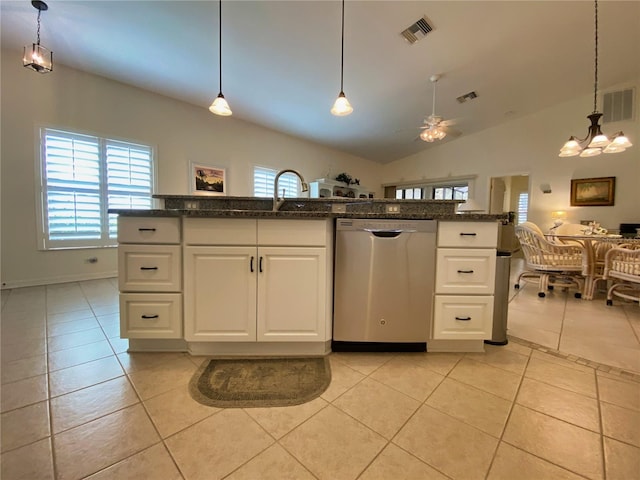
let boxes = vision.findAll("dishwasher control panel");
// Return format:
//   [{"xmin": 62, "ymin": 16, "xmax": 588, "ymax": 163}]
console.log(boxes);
[{"xmin": 336, "ymin": 218, "xmax": 437, "ymax": 233}]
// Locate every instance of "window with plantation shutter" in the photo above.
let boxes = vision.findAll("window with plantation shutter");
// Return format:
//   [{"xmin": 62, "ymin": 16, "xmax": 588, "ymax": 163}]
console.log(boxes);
[
  {"xmin": 38, "ymin": 128, "xmax": 153, "ymax": 249},
  {"xmin": 253, "ymin": 166, "xmax": 300, "ymax": 198},
  {"xmin": 517, "ymin": 192, "xmax": 529, "ymax": 225}
]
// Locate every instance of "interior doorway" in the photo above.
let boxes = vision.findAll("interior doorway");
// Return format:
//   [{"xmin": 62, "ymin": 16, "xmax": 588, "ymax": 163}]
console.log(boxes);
[
  {"xmin": 489, "ymin": 174, "xmax": 529, "ymax": 223},
  {"xmin": 490, "ymin": 174, "xmax": 529, "ymax": 257}
]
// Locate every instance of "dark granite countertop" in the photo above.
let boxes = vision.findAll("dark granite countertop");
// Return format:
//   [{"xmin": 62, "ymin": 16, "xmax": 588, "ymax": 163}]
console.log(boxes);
[{"xmin": 109, "ymin": 196, "xmax": 507, "ymax": 221}]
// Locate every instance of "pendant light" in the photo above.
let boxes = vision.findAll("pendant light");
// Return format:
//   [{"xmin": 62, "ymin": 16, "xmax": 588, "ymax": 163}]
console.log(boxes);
[
  {"xmin": 23, "ymin": 0, "xmax": 53, "ymax": 74},
  {"xmin": 331, "ymin": 0, "xmax": 353, "ymax": 116},
  {"xmin": 209, "ymin": 0, "xmax": 232, "ymax": 116},
  {"xmin": 559, "ymin": 0, "xmax": 632, "ymax": 157}
]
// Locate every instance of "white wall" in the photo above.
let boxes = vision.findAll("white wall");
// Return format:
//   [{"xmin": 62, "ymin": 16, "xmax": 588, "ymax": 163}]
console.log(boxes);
[
  {"xmin": 382, "ymin": 81, "xmax": 640, "ymax": 233},
  {"xmin": 1, "ymin": 51, "xmax": 381, "ymax": 288}
]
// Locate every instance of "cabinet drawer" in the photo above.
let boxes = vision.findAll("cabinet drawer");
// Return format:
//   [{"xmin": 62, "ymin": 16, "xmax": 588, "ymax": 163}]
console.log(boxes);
[
  {"xmin": 183, "ymin": 218, "xmax": 256, "ymax": 245},
  {"xmin": 118, "ymin": 245, "xmax": 182, "ymax": 292},
  {"xmin": 118, "ymin": 217, "xmax": 181, "ymax": 244},
  {"xmin": 437, "ymin": 221, "xmax": 498, "ymax": 248},
  {"xmin": 120, "ymin": 293, "xmax": 182, "ymax": 339},
  {"xmin": 436, "ymin": 248, "xmax": 496, "ymax": 294},
  {"xmin": 433, "ymin": 295, "xmax": 493, "ymax": 340},
  {"xmin": 258, "ymin": 219, "xmax": 330, "ymax": 246}
]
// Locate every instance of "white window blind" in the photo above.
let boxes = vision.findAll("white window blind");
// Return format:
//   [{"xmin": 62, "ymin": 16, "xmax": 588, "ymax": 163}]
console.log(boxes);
[
  {"xmin": 433, "ymin": 185, "xmax": 468, "ymax": 200},
  {"xmin": 254, "ymin": 166, "xmax": 300, "ymax": 198},
  {"xmin": 39, "ymin": 128, "xmax": 153, "ymax": 249},
  {"xmin": 517, "ymin": 192, "xmax": 529, "ymax": 225}
]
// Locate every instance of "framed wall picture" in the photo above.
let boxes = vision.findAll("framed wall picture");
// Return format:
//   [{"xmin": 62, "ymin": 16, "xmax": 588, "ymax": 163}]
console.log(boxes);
[
  {"xmin": 190, "ymin": 163, "xmax": 226, "ymax": 195},
  {"xmin": 570, "ymin": 177, "xmax": 615, "ymax": 206}
]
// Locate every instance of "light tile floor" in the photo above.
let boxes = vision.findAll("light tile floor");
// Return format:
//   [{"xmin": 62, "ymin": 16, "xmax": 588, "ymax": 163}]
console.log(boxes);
[{"xmin": 1, "ymin": 271, "xmax": 639, "ymax": 480}]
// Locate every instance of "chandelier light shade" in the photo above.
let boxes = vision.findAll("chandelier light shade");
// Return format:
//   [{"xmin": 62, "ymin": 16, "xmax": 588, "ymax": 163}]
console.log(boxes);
[
  {"xmin": 420, "ymin": 74, "xmax": 447, "ymax": 143},
  {"xmin": 559, "ymin": 0, "xmax": 632, "ymax": 157},
  {"xmin": 23, "ymin": 0, "xmax": 53, "ymax": 73},
  {"xmin": 209, "ymin": 0, "xmax": 232, "ymax": 116},
  {"xmin": 331, "ymin": 0, "xmax": 353, "ymax": 116}
]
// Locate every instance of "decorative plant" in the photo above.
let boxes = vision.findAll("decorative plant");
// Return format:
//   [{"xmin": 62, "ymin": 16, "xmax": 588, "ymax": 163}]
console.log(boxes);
[{"xmin": 335, "ymin": 172, "xmax": 353, "ymax": 185}]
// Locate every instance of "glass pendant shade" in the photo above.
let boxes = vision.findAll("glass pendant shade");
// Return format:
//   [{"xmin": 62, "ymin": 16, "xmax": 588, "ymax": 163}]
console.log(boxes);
[
  {"xmin": 331, "ymin": 92, "xmax": 353, "ymax": 116},
  {"xmin": 23, "ymin": 43, "xmax": 53, "ymax": 73},
  {"xmin": 209, "ymin": 93, "xmax": 232, "ymax": 116},
  {"xmin": 610, "ymin": 134, "xmax": 632, "ymax": 148},
  {"xmin": 587, "ymin": 133, "xmax": 610, "ymax": 148},
  {"xmin": 579, "ymin": 147, "xmax": 602, "ymax": 157}
]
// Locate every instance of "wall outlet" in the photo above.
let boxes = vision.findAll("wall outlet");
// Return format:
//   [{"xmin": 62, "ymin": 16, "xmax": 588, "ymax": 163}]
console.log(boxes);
[
  {"xmin": 386, "ymin": 204, "xmax": 400, "ymax": 213},
  {"xmin": 332, "ymin": 204, "xmax": 347, "ymax": 214},
  {"xmin": 185, "ymin": 201, "xmax": 199, "ymax": 209}
]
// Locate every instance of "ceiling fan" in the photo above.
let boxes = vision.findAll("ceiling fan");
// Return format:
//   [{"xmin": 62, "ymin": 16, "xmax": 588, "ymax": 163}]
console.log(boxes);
[{"xmin": 419, "ymin": 74, "xmax": 456, "ymax": 142}]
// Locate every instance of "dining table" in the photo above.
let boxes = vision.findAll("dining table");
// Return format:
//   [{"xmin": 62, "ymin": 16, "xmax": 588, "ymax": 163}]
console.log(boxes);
[{"xmin": 545, "ymin": 234, "xmax": 640, "ymax": 300}]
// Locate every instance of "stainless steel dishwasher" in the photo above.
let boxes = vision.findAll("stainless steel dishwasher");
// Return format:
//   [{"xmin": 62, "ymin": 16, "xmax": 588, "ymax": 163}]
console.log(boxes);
[{"xmin": 332, "ymin": 218, "xmax": 437, "ymax": 351}]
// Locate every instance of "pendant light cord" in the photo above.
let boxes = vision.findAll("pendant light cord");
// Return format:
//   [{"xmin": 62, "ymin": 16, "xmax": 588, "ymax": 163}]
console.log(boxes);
[
  {"xmin": 36, "ymin": 8, "xmax": 41, "ymax": 45},
  {"xmin": 593, "ymin": 0, "xmax": 598, "ymax": 113},
  {"xmin": 340, "ymin": 0, "xmax": 345, "ymax": 92},
  {"xmin": 219, "ymin": 0, "xmax": 223, "ymax": 93}
]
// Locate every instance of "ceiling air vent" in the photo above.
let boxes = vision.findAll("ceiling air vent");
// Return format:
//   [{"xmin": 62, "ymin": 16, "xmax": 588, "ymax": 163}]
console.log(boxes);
[
  {"xmin": 602, "ymin": 88, "xmax": 634, "ymax": 123},
  {"xmin": 456, "ymin": 91, "xmax": 478, "ymax": 104},
  {"xmin": 401, "ymin": 16, "xmax": 433, "ymax": 45}
]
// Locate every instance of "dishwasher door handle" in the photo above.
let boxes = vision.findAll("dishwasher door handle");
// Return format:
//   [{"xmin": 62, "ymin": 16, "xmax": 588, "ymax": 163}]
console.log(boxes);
[{"xmin": 364, "ymin": 229, "xmax": 416, "ymax": 238}]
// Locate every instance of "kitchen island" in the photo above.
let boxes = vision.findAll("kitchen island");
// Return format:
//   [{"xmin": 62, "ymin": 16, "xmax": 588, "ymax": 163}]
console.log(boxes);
[{"xmin": 111, "ymin": 196, "xmax": 507, "ymax": 355}]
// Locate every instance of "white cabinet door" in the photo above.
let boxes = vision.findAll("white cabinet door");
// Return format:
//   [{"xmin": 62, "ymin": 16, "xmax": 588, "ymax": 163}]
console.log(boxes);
[
  {"xmin": 257, "ymin": 247, "xmax": 326, "ymax": 342},
  {"xmin": 184, "ymin": 246, "xmax": 257, "ymax": 341}
]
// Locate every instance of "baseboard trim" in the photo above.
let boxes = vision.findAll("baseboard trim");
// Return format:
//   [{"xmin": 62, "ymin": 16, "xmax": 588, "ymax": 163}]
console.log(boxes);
[{"xmin": 1, "ymin": 271, "xmax": 118, "ymax": 290}]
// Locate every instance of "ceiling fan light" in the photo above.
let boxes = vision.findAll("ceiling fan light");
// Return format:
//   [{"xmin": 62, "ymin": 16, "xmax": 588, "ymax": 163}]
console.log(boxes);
[
  {"xmin": 209, "ymin": 93, "xmax": 232, "ymax": 116},
  {"xmin": 331, "ymin": 92, "xmax": 353, "ymax": 116},
  {"xmin": 579, "ymin": 147, "xmax": 602, "ymax": 157},
  {"xmin": 610, "ymin": 133, "xmax": 632, "ymax": 148},
  {"xmin": 420, "ymin": 129, "xmax": 435, "ymax": 142},
  {"xmin": 587, "ymin": 134, "xmax": 610, "ymax": 148}
]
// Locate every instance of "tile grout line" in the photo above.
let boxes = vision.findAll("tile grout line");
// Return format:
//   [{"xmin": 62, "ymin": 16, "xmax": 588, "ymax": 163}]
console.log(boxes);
[
  {"xmin": 481, "ymin": 348, "xmax": 532, "ymax": 479},
  {"xmin": 594, "ymin": 369, "xmax": 607, "ymax": 480}
]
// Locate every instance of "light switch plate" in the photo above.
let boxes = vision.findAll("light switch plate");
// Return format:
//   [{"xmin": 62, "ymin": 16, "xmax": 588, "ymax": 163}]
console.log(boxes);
[{"xmin": 332, "ymin": 204, "xmax": 347, "ymax": 213}]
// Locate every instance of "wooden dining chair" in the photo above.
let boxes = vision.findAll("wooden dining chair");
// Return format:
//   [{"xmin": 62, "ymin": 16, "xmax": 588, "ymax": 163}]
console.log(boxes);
[{"xmin": 514, "ymin": 222, "xmax": 585, "ymax": 298}]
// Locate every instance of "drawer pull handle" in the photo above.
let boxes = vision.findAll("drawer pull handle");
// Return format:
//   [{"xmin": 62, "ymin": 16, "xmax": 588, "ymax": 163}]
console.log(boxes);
[
  {"xmin": 138, "ymin": 228, "xmax": 157, "ymax": 232},
  {"xmin": 455, "ymin": 316, "xmax": 472, "ymax": 321},
  {"xmin": 250, "ymin": 256, "xmax": 254, "ymax": 272},
  {"xmin": 140, "ymin": 267, "xmax": 158, "ymax": 271},
  {"xmin": 457, "ymin": 269, "xmax": 474, "ymax": 274},
  {"xmin": 459, "ymin": 232, "xmax": 477, "ymax": 236},
  {"xmin": 141, "ymin": 314, "xmax": 159, "ymax": 319},
  {"xmin": 259, "ymin": 256, "xmax": 263, "ymax": 273}
]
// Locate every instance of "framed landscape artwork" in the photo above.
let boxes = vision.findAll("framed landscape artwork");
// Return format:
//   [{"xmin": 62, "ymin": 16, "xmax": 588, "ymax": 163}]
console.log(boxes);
[
  {"xmin": 570, "ymin": 177, "xmax": 615, "ymax": 206},
  {"xmin": 190, "ymin": 163, "xmax": 226, "ymax": 195}
]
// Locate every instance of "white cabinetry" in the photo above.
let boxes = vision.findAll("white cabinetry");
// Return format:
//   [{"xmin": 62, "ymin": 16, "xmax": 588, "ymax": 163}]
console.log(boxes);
[
  {"xmin": 183, "ymin": 218, "xmax": 331, "ymax": 343},
  {"xmin": 118, "ymin": 217, "xmax": 182, "ymax": 339},
  {"xmin": 433, "ymin": 221, "xmax": 498, "ymax": 340}
]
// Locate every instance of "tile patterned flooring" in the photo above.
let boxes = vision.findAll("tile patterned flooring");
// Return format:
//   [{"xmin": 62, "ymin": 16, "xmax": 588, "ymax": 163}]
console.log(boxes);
[{"xmin": 1, "ymin": 270, "xmax": 639, "ymax": 480}]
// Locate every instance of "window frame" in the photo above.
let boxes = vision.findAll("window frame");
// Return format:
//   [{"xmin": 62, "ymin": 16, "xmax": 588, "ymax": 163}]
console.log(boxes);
[
  {"xmin": 35, "ymin": 126, "xmax": 156, "ymax": 250},
  {"xmin": 253, "ymin": 165, "xmax": 301, "ymax": 198}
]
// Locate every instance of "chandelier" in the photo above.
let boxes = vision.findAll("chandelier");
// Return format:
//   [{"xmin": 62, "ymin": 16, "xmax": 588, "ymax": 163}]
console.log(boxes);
[
  {"xmin": 209, "ymin": 0, "xmax": 232, "ymax": 116},
  {"xmin": 23, "ymin": 0, "xmax": 53, "ymax": 74},
  {"xmin": 559, "ymin": 0, "xmax": 632, "ymax": 157}
]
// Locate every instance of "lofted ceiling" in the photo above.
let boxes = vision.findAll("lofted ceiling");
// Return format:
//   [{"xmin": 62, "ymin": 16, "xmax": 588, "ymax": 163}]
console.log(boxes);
[{"xmin": 1, "ymin": 1, "xmax": 639, "ymax": 163}]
